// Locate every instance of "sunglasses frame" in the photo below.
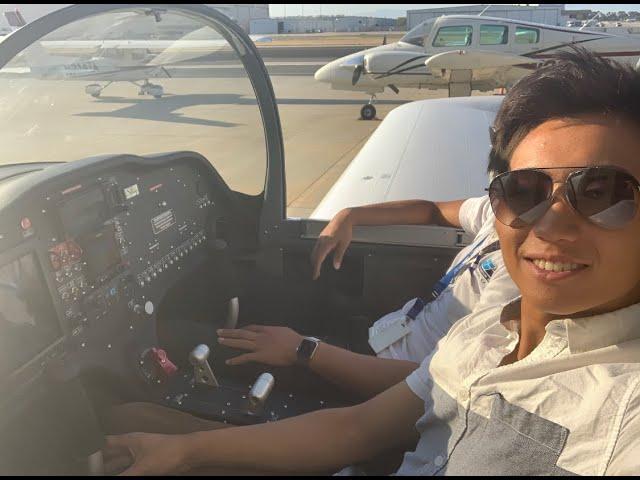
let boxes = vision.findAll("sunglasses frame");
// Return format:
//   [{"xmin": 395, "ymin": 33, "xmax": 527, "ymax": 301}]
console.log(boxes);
[{"xmin": 487, "ymin": 165, "xmax": 640, "ymax": 229}]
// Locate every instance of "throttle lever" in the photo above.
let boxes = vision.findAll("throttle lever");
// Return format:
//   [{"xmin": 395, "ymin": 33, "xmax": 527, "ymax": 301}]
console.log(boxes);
[
  {"xmin": 189, "ymin": 344, "xmax": 219, "ymax": 387},
  {"xmin": 248, "ymin": 373, "xmax": 275, "ymax": 413}
]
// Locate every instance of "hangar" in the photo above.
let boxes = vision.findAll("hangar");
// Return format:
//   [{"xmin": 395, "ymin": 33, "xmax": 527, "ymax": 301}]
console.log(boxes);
[{"xmin": 407, "ymin": 4, "xmax": 567, "ymax": 29}]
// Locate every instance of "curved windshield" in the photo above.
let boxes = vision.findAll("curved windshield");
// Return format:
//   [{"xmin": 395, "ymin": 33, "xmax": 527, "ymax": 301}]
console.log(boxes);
[
  {"xmin": 0, "ymin": 8, "xmax": 267, "ymax": 195},
  {"xmin": 400, "ymin": 19, "xmax": 435, "ymax": 47}
]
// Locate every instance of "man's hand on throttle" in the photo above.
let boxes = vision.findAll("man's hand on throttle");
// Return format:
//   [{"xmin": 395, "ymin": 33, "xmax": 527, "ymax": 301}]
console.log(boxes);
[
  {"xmin": 218, "ymin": 325, "xmax": 304, "ymax": 367},
  {"xmin": 310, "ymin": 209, "xmax": 354, "ymax": 280}
]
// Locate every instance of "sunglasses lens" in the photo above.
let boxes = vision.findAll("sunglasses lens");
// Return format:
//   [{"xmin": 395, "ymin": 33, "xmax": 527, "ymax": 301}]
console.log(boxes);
[
  {"xmin": 568, "ymin": 168, "xmax": 638, "ymax": 229},
  {"xmin": 489, "ymin": 170, "xmax": 553, "ymax": 227}
]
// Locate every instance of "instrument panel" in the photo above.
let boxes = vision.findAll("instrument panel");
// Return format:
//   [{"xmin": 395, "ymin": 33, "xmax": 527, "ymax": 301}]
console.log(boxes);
[{"xmin": 0, "ymin": 152, "xmax": 227, "ymax": 399}]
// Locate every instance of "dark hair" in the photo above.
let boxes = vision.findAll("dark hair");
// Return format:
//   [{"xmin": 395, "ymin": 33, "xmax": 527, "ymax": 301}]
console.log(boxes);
[{"xmin": 488, "ymin": 47, "xmax": 640, "ymax": 176}]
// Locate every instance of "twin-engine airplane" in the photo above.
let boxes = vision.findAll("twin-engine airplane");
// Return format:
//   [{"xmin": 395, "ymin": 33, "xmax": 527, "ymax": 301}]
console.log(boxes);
[{"xmin": 314, "ymin": 14, "xmax": 640, "ymax": 120}]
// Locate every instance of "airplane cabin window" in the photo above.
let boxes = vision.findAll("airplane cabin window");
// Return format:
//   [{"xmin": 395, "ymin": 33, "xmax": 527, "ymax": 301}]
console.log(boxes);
[
  {"xmin": 0, "ymin": 10, "xmax": 268, "ymax": 195},
  {"xmin": 514, "ymin": 26, "xmax": 540, "ymax": 44},
  {"xmin": 432, "ymin": 26, "xmax": 473, "ymax": 47},
  {"xmin": 480, "ymin": 25, "xmax": 508, "ymax": 45},
  {"xmin": 405, "ymin": 36, "xmax": 424, "ymax": 47},
  {"xmin": 399, "ymin": 20, "xmax": 434, "ymax": 47}
]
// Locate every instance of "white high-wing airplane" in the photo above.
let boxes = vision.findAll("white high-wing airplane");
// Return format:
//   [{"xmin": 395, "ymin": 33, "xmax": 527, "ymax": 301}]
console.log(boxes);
[
  {"xmin": 1, "ymin": 9, "xmax": 272, "ymax": 99},
  {"xmin": 14, "ymin": 36, "xmax": 226, "ymax": 99},
  {"xmin": 314, "ymin": 14, "xmax": 640, "ymax": 120}
]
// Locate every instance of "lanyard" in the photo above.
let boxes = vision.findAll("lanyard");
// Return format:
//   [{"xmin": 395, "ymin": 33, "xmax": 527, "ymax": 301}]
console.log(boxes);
[
  {"xmin": 405, "ymin": 236, "xmax": 501, "ymax": 322},
  {"xmin": 430, "ymin": 233, "xmax": 493, "ymax": 300}
]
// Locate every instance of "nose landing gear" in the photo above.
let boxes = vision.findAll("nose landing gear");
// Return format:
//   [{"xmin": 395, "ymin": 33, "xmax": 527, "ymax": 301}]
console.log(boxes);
[
  {"xmin": 85, "ymin": 82, "xmax": 112, "ymax": 98},
  {"xmin": 360, "ymin": 94, "xmax": 377, "ymax": 121}
]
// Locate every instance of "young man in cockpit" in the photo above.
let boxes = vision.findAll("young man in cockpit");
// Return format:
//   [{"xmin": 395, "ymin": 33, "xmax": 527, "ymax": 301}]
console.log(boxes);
[{"xmin": 105, "ymin": 48, "xmax": 640, "ymax": 475}]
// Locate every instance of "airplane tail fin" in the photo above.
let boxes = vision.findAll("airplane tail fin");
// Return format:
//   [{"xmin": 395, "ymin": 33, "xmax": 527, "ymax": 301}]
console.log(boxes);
[{"xmin": 4, "ymin": 9, "xmax": 27, "ymax": 31}]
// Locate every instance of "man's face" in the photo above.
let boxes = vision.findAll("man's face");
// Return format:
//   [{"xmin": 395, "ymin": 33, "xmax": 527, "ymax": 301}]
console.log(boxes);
[{"xmin": 496, "ymin": 116, "xmax": 640, "ymax": 317}]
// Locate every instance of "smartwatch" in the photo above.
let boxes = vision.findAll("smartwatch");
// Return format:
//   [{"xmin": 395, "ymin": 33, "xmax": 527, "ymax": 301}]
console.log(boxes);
[{"xmin": 296, "ymin": 336, "xmax": 321, "ymax": 366}]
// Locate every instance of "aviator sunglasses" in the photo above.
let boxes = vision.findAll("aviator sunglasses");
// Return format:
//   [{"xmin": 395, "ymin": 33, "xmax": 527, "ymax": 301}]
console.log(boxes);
[{"xmin": 487, "ymin": 166, "xmax": 640, "ymax": 229}]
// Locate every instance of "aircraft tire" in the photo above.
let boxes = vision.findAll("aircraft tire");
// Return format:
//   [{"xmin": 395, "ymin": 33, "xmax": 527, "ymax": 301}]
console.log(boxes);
[{"xmin": 360, "ymin": 104, "xmax": 376, "ymax": 121}]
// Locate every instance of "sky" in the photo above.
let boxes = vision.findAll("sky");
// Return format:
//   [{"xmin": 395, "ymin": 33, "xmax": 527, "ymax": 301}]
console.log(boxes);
[
  {"xmin": 269, "ymin": 4, "xmax": 640, "ymax": 18},
  {"xmin": 2, "ymin": 4, "xmax": 640, "ymax": 24}
]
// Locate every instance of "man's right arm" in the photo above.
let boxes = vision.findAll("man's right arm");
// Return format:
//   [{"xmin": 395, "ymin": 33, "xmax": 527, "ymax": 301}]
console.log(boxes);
[
  {"xmin": 105, "ymin": 380, "xmax": 424, "ymax": 475},
  {"xmin": 311, "ymin": 199, "xmax": 466, "ymax": 279}
]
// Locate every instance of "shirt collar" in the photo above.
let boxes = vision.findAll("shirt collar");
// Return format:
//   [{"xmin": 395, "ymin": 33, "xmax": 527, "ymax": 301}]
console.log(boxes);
[
  {"xmin": 498, "ymin": 297, "xmax": 640, "ymax": 354},
  {"xmin": 564, "ymin": 303, "xmax": 640, "ymax": 354},
  {"xmin": 499, "ymin": 297, "xmax": 522, "ymax": 334}
]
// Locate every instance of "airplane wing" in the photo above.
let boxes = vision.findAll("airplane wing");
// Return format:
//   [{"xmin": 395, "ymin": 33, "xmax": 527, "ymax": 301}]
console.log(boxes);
[
  {"xmin": 40, "ymin": 34, "xmax": 268, "ymax": 62},
  {"xmin": 41, "ymin": 39, "xmax": 228, "ymax": 55},
  {"xmin": 62, "ymin": 65, "xmax": 168, "ymax": 81},
  {"xmin": 425, "ymin": 50, "xmax": 542, "ymax": 71},
  {"xmin": 310, "ymin": 96, "xmax": 503, "ymax": 220}
]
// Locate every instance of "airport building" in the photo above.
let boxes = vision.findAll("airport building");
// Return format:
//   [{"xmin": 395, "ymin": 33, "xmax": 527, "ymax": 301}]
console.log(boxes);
[
  {"xmin": 255, "ymin": 15, "xmax": 396, "ymax": 34},
  {"xmin": 214, "ymin": 4, "xmax": 269, "ymax": 32},
  {"xmin": 407, "ymin": 4, "xmax": 568, "ymax": 29}
]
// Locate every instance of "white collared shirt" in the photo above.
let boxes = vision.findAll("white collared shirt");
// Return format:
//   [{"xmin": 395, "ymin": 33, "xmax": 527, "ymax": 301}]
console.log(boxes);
[{"xmin": 399, "ymin": 298, "xmax": 640, "ymax": 476}]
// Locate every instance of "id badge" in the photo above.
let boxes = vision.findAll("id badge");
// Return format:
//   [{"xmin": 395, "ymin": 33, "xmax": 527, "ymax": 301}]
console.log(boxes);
[{"xmin": 368, "ymin": 317, "xmax": 412, "ymax": 354}]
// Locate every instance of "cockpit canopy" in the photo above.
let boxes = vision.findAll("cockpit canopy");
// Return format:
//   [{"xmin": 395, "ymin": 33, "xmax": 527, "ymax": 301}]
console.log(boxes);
[
  {"xmin": 399, "ymin": 19, "xmax": 436, "ymax": 47},
  {"xmin": 0, "ymin": 6, "xmax": 271, "ymax": 196}
]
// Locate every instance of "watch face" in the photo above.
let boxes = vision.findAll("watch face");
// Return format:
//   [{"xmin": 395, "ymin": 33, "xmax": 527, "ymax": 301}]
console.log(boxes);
[{"xmin": 297, "ymin": 338, "xmax": 319, "ymax": 361}]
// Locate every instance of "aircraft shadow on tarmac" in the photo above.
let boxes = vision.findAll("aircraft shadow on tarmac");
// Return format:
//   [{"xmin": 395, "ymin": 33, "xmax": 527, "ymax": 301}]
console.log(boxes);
[{"xmin": 74, "ymin": 93, "xmax": 407, "ymax": 127}]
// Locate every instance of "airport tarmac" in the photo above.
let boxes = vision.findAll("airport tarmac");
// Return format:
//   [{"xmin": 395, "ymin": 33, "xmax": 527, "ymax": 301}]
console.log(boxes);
[{"xmin": 0, "ymin": 41, "xmax": 475, "ymax": 219}]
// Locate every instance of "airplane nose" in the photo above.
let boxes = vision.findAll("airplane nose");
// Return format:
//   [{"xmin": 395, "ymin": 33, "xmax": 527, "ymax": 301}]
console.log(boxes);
[{"xmin": 314, "ymin": 63, "xmax": 332, "ymax": 83}]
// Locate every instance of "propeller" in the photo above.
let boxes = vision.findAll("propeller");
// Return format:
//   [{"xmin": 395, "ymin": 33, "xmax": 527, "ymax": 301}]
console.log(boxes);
[
  {"xmin": 382, "ymin": 35, "xmax": 387, "ymax": 46},
  {"xmin": 352, "ymin": 64, "xmax": 364, "ymax": 86},
  {"xmin": 387, "ymin": 84, "xmax": 399, "ymax": 94}
]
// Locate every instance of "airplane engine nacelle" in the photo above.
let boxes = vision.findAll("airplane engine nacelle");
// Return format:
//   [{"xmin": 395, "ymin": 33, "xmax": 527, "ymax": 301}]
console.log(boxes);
[{"xmin": 364, "ymin": 51, "xmax": 427, "ymax": 77}]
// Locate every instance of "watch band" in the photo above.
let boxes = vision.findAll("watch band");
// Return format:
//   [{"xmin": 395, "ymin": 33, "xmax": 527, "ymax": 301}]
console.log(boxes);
[{"xmin": 296, "ymin": 336, "xmax": 321, "ymax": 366}]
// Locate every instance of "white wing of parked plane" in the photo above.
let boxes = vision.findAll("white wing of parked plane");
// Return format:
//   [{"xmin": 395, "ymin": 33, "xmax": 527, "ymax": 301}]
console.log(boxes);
[
  {"xmin": 424, "ymin": 50, "xmax": 542, "ymax": 71},
  {"xmin": 310, "ymin": 96, "xmax": 503, "ymax": 220}
]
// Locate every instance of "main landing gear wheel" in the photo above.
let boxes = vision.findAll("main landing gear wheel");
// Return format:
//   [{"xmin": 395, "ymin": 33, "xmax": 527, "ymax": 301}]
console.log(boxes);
[
  {"xmin": 85, "ymin": 83, "xmax": 102, "ymax": 98},
  {"xmin": 360, "ymin": 104, "xmax": 376, "ymax": 121},
  {"xmin": 138, "ymin": 81, "xmax": 164, "ymax": 99}
]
